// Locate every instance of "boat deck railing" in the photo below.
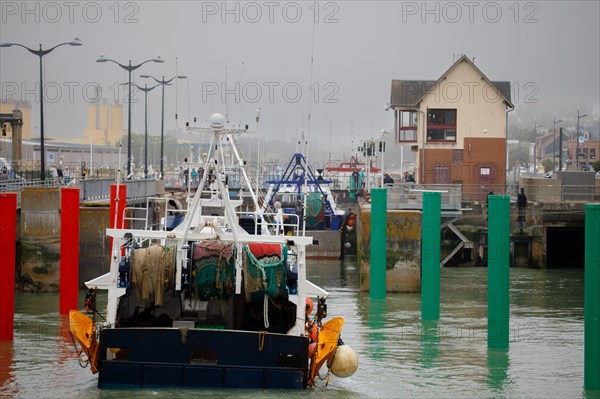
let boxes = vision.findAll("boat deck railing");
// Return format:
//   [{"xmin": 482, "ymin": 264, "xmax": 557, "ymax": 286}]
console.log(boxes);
[
  {"xmin": 235, "ymin": 210, "xmax": 301, "ymax": 236},
  {"xmin": 117, "ymin": 191, "xmax": 302, "ymax": 239}
]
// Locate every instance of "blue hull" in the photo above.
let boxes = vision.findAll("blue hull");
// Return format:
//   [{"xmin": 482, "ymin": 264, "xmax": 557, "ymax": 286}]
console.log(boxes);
[{"xmin": 98, "ymin": 327, "xmax": 309, "ymax": 389}]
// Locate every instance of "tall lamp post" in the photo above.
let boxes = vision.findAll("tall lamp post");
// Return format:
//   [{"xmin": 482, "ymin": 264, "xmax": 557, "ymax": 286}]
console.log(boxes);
[
  {"xmin": 576, "ymin": 108, "xmax": 588, "ymax": 167},
  {"xmin": 552, "ymin": 115, "xmax": 563, "ymax": 174},
  {"xmin": 123, "ymin": 82, "xmax": 161, "ymax": 178},
  {"xmin": 140, "ymin": 74, "xmax": 187, "ymax": 178},
  {"xmin": 96, "ymin": 54, "xmax": 164, "ymax": 177},
  {"xmin": 379, "ymin": 129, "xmax": 388, "ymax": 187},
  {"xmin": 0, "ymin": 38, "xmax": 82, "ymax": 181}
]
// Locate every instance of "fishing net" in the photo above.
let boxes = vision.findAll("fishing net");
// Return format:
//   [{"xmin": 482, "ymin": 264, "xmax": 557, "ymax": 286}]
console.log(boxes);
[
  {"xmin": 243, "ymin": 243, "xmax": 288, "ymax": 302},
  {"xmin": 305, "ymin": 193, "xmax": 324, "ymax": 228},
  {"xmin": 192, "ymin": 241, "xmax": 235, "ymax": 301},
  {"xmin": 131, "ymin": 244, "xmax": 176, "ymax": 306}
]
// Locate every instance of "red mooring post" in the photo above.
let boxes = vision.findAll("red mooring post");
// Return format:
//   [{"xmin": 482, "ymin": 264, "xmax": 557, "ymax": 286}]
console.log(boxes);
[
  {"xmin": 59, "ymin": 188, "xmax": 80, "ymax": 314},
  {"xmin": 0, "ymin": 193, "xmax": 17, "ymax": 341}
]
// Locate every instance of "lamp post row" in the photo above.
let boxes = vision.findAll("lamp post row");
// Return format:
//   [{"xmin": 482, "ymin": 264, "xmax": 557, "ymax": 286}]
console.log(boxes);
[
  {"xmin": 0, "ymin": 39, "xmax": 183, "ymax": 180},
  {"xmin": 536, "ymin": 112, "xmax": 589, "ymax": 173},
  {"xmin": 121, "ymin": 78, "xmax": 185, "ymax": 179},
  {"xmin": 140, "ymin": 74, "xmax": 187, "ymax": 177},
  {"xmin": 96, "ymin": 54, "xmax": 164, "ymax": 177},
  {"xmin": 122, "ymin": 82, "xmax": 161, "ymax": 178}
]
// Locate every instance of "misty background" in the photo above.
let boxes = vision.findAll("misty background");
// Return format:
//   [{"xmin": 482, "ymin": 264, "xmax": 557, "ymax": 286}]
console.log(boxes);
[{"xmin": 1, "ymin": 1, "xmax": 599, "ymax": 168}]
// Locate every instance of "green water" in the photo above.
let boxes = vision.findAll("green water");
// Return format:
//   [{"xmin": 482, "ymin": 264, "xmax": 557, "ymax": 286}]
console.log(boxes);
[{"xmin": 1, "ymin": 258, "xmax": 598, "ymax": 398}]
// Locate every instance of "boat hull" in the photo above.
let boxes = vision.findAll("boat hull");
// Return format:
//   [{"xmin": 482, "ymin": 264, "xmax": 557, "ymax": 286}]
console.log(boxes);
[
  {"xmin": 98, "ymin": 327, "xmax": 309, "ymax": 389},
  {"xmin": 306, "ymin": 229, "xmax": 342, "ymax": 260}
]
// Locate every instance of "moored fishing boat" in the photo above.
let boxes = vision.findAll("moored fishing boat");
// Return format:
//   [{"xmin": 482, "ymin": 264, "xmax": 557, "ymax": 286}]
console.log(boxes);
[
  {"xmin": 262, "ymin": 152, "xmax": 346, "ymax": 259},
  {"xmin": 69, "ymin": 113, "xmax": 357, "ymax": 389},
  {"xmin": 325, "ymin": 154, "xmax": 380, "ymax": 195}
]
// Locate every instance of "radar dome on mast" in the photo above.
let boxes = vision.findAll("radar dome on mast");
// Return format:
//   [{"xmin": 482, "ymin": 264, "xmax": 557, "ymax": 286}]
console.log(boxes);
[{"xmin": 209, "ymin": 113, "xmax": 225, "ymax": 129}]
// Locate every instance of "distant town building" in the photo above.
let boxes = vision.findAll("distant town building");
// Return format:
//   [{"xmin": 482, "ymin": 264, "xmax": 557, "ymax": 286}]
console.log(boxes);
[
  {"xmin": 536, "ymin": 123, "xmax": 599, "ymax": 170},
  {"xmin": 1, "ymin": 99, "xmax": 121, "ymax": 171},
  {"xmin": 0, "ymin": 100, "xmax": 33, "ymax": 138},
  {"xmin": 389, "ymin": 55, "xmax": 513, "ymax": 200},
  {"xmin": 83, "ymin": 99, "xmax": 124, "ymax": 146}
]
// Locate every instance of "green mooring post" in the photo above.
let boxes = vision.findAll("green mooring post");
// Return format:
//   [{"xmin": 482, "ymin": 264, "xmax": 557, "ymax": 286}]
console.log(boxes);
[
  {"xmin": 370, "ymin": 188, "xmax": 387, "ymax": 299},
  {"xmin": 584, "ymin": 203, "xmax": 600, "ymax": 390},
  {"xmin": 487, "ymin": 195, "xmax": 510, "ymax": 349},
  {"xmin": 421, "ymin": 191, "xmax": 441, "ymax": 320}
]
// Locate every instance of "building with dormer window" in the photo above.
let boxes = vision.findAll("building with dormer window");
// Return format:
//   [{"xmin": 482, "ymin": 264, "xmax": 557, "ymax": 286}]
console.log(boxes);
[{"xmin": 390, "ymin": 55, "xmax": 513, "ymax": 201}]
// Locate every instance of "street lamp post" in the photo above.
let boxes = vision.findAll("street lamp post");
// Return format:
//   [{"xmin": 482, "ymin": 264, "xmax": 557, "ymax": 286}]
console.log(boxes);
[
  {"xmin": 96, "ymin": 54, "xmax": 164, "ymax": 177},
  {"xmin": 552, "ymin": 115, "xmax": 563, "ymax": 174},
  {"xmin": 140, "ymin": 74, "xmax": 187, "ymax": 178},
  {"xmin": 379, "ymin": 129, "xmax": 388, "ymax": 187},
  {"xmin": 124, "ymin": 82, "xmax": 161, "ymax": 178},
  {"xmin": 559, "ymin": 127, "xmax": 564, "ymax": 172},
  {"xmin": 576, "ymin": 108, "xmax": 588, "ymax": 168},
  {"xmin": 0, "ymin": 38, "xmax": 82, "ymax": 180}
]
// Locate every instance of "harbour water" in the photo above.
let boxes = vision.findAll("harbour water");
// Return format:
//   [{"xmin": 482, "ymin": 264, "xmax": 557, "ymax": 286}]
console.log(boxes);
[{"xmin": 1, "ymin": 257, "xmax": 597, "ymax": 399}]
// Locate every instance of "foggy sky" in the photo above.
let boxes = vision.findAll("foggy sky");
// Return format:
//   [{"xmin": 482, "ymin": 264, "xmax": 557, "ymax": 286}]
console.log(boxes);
[{"xmin": 1, "ymin": 1, "xmax": 599, "ymax": 162}]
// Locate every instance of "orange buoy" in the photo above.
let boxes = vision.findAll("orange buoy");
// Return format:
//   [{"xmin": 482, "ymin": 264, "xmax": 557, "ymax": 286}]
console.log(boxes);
[
  {"xmin": 306, "ymin": 297, "xmax": 314, "ymax": 315},
  {"xmin": 306, "ymin": 322, "xmax": 318, "ymax": 342}
]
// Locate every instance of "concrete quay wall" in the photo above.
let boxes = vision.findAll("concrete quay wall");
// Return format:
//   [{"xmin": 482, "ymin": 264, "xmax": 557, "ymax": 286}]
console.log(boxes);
[
  {"xmin": 15, "ymin": 188, "xmax": 111, "ymax": 291},
  {"xmin": 453, "ymin": 201, "xmax": 585, "ymax": 268},
  {"xmin": 357, "ymin": 198, "xmax": 588, "ymax": 293},
  {"xmin": 357, "ymin": 204, "xmax": 422, "ymax": 293},
  {"xmin": 18, "ymin": 188, "xmax": 61, "ymax": 291}
]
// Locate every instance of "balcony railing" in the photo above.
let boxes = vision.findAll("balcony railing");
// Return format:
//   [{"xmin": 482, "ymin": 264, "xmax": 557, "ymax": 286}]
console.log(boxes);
[{"xmin": 385, "ymin": 183, "xmax": 463, "ymax": 212}]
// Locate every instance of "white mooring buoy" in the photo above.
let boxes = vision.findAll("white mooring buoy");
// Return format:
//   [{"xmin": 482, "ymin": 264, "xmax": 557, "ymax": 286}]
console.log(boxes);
[{"xmin": 328, "ymin": 343, "xmax": 358, "ymax": 378}]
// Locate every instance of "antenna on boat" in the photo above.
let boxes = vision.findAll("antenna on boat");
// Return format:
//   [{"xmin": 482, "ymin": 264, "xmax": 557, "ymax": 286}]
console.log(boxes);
[
  {"xmin": 329, "ymin": 120, "xmax": 332, "ymax": 164},
  {"xmin": 239, "ymin": 61, "xmax": 244, "ymax": 130},
  {"xmin": 306, "ymin": 14, "xmax": 317, "ymax": 162},
  {"xmin": 225, "ymin": 66, "xmax": 230, "ymax": 128},
  {"xmin": 175, "ymin": 56, "xmax": 179, "ymax": 126}
]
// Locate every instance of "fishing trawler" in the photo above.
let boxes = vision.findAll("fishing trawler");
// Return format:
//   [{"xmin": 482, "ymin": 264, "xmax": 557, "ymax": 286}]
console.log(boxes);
[
  {"xmin": 325, "ymin": 154, "xmax": 380, "ymax": 196},
  {"xmin": 69, "ymin": 113, "xmax": 357, "ymax": 389},
  {"xmin": 261, "ymin": 152, "xmax": 346, "ymax": 259}
]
